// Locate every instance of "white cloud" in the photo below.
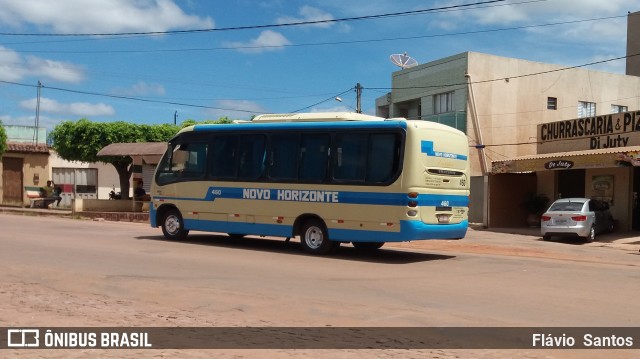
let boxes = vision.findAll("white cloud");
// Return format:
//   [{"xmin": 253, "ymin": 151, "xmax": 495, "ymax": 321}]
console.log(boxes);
[
  {"xmin": 0, "ymin": 46, "xmax": 85, "ymax": 83},
  {"xmin": 224, "ymin": 30, "xmax": 292, "ymax": 54},
  {"xmin": 19, "ymin": 97, "xmax": 115, "ymax": 117},
  {"xmin": 0, "ymin": 0, "xmax": 214, "ymax": 34},
  {"xmin": 205, "ymin": 99, "xmax": 268, "ymax": 120},
  {"xmin": 436, "ymin": 0, "xmax": 632, "ymax": 25},
  {"xmin": 427, "ymin": 0, "xmax": 635, "ymax": 68},
  {"xmin": 311, "ymin": 105, "xmax": 353, "ymax": 113},
  {"xmin": 583, "ymin": 54, "xmax": 627, "ymax": 74},
  {"xmin": 277, "ymin": 6, "xmax": 335, "ymax": 28},
  {"xmin": 112, "ymin": 81, "xmax": 166, "ymax": 96}
]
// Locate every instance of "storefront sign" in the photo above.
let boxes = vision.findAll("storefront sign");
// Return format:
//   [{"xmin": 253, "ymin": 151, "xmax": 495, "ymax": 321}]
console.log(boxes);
[
  {"xmin": 537, "ymin": 111, "xmax": 640, "ymax": 153},
  {"xmin": 492, "ymin": 153, "xmax": 618, "ymax": 173},
  {"xmin": 543, "ymin": 160, "xmax": 574, "ymax": 170}
]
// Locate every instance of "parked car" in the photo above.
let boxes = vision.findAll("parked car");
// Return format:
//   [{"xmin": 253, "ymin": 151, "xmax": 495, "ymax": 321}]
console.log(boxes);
[{"xmin": 540, "ymin": 198, "xmax": 614, "ymax": 242}]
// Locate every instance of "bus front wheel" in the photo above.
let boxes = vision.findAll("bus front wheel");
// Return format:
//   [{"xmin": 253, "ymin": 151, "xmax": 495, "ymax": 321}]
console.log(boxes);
[
  {"xmin": 161, "ymin": 209, "xmax": 189, "ymax": 241},
  {"xmin": 300, "ymin": 219, "xmax": 338, "ymax": 255}
]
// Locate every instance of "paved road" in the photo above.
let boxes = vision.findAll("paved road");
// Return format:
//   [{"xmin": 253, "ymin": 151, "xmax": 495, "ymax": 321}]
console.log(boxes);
[{"xmin": 1, "ymin": 213, "xmax": 639, "ymax": 358}]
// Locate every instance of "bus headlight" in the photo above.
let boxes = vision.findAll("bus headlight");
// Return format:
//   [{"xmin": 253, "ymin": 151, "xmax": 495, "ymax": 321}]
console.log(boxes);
[
  {"xmin": 407, "ymin": 210, "xmax": 418, "ymax": 217},
  {"xmin": 437, "ymin": 214, "xmax": 451, "ymax": 223}
]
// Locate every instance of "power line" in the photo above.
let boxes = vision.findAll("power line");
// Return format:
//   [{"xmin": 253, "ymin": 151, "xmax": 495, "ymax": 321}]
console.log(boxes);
[
  {"xmin": 0, "ymin": 1, "xmax": 509, "ymax": 37},
  {"xmin": 290, "ymin": 88, "xmax": 355, "ymax": 113},
  {"xmin": 0, "ymin": 78, "xmax": 354, "ymax": 115},
  {"xmin": 8, "ymin": 7, "xmax": 624, "ymax": 55},
  {"xmin": 1, "ymin": 53, "xmax": 637, "ymax": 118}
]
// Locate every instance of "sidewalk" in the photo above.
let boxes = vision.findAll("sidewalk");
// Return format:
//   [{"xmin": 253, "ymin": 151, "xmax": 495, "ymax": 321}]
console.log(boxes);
[
  {"xmin": 0, "ymin": 205, "xmax": 73, "ymax": 217},
  {"xmin": 474, "ymin": 225, "xmax": 640, "ymax": 252},
  {"xmin": 0, "ymin": 205, "xmax": 148, "ymax": 223}
]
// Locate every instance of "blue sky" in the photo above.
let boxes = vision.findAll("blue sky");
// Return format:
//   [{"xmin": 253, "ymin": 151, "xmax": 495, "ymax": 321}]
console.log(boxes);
[{"xmin": 0, "ymin": 0, "xmax": 638, "ymax": 131}]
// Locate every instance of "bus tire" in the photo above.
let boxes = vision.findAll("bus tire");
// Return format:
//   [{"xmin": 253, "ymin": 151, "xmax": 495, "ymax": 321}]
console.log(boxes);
[
  {"xmin": 300, "ymin": 219, "xmax": 338, "ymax": 255},
  {"xmin": 352, "ymin": 241, "xmax": 384, "ymax": 251},
  {"xmin": 161, "ymin": 209, "xmax": 189, "ymax": 241}
]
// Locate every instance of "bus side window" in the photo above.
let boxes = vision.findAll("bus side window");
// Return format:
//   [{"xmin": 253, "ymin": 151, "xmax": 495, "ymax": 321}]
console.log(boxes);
[
  {"xmin": 211, "ymin": 136, "xmax": 238, "ymax": 179},
  {"xmin": 299, "ymin": 134, "xmax": 330, "ymax": 182},
  {"xmin": 238, "ymin": 135, "xmax": 266, "ymax": 180},
  {"xmin": 367, "ymin": 133, "xmax": 400, "ymax": 183},
  {"xmin": 268, "ymin": 134, "xmax": 299, "ymax": 181},
  {"xmin": 334, "ymin": 133, "xmax": 367, "ymax": 182}
]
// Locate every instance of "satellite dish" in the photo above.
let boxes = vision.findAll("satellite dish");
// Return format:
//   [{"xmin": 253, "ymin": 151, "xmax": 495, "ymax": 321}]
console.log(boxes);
[{"xmin": 390, "ymin": 52, "xmax": 418, "ymax": 69}]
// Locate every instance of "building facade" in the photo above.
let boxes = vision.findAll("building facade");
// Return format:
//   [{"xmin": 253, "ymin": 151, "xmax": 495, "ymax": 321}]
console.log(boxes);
[
  {"xmin": 376, "ymin": 51, "xmax": 640, "ymax": 229},
  {"xmin": 0, "ymin": 125, "xmax": 130, "ymax": 207}
]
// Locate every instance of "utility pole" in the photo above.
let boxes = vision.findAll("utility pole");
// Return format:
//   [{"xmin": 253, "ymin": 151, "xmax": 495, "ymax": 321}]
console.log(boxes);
[
  {"xmin": 174, "ymin": 111, "xmax": 178, "ymax": 125},
  {"xmin": 34, "ymin": 80, "xmax": 42, "ymax": 144},
  {"xmin": 355, "ymin": 83, "xmax": 362, "ymax": 113}
]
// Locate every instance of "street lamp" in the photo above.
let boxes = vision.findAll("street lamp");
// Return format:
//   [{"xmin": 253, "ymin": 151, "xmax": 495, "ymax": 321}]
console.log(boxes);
[{"xmin": 335, "ymin": 97, "xmax": 356, "ymax": 112}]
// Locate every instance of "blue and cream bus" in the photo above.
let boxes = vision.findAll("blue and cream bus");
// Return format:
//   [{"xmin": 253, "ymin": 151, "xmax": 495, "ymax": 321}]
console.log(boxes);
[{"xmin": 150, "ymin": 112, "xmax": 469, "ymax": 255}]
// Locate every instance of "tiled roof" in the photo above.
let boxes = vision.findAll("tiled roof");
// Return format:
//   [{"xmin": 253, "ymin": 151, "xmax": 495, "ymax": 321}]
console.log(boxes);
[
  {"xmin": 97, "ymin": 142, "xmax": 167, "ymax": 157},
  {"xmin": 6, "ymin": 142, "xmax": 50, "ymax": 154}
]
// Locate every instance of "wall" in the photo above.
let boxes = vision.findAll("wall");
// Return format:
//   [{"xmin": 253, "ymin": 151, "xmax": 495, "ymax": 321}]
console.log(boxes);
[
  {"xmin": 466, "ymin": 52, "xmax": 640, "ymax": 177},
  {"xmin": 380, "ymin": 52, "xmax": 640, "ymax": 177},
  {"xmin": 4, "ymin": 153, "xmax": 50, "ymax": 206},
  {"xmin": 77, "ymin": 198, "xmax": 138, "ymax": 212},
  {"xmin": 469, "ymin": 176, "xmax": 486, "ymax": 224},
  {"xmin": 48, "ymin": 150, "xmax": 122, "ymax": 199},
  {"xmin": 536, "ymin": 171, "xmax": 556, "ymax": 203},
  {"xmin": 584, "ymin": 167, "xmax": 631, "ymax": 231},
  {"xmin": 488, "ymin": 173, "xmax": 537, "ymax": 227}
]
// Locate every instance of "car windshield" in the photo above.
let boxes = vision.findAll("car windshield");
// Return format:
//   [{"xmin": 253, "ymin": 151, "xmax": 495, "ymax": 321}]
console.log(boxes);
[{"xmin": 548, "ymin": 202, "xmax": 585, "ymax": 212}]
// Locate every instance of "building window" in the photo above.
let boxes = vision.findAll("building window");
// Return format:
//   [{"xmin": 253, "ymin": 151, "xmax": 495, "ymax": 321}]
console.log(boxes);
[
  {"xmin": 611, "ymin": 104, "xmax": 628, "ymax": 113},
  {"xmin": 547, "ymin": 97, "xmax": 557, "ymax": 110},
  {"xmin": 578, "ymin": 101, "xmax": 596, "ymax": 118},
  {"xmin": 434, "ymin": 91, "xmax": 454, "ymax": 114}
]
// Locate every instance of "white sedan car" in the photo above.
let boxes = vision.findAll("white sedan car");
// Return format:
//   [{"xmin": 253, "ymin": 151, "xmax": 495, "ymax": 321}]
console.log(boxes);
[{"xmin": 540, "ymin": 198, "xmax": 614, "ymax": 242}]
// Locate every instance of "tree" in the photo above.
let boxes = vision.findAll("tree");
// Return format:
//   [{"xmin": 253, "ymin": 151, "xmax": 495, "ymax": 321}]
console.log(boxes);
[
  {"xmin": 0, "ymin": 121, "xmax": 7, "ymax": 158},
  {"xmin": 179, "ymin": 116, "xmax": 235, "ymax": 128},
  {"xmin": 49, "ymin": 119, "xmax": 179, "ymax": 198}
]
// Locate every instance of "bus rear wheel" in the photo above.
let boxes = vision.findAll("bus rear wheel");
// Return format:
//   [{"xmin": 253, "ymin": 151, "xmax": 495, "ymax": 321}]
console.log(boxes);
[
  {"xmin": 352, "ymin": 241, "xmax": 384, "ymax": 251},
  {"xmin": 161, "ymin": 209, "xmax": 189, "ymax": 241},
  {"xmin": 300, "ymin": 219, "xmax": 338, "ymax": 255}
]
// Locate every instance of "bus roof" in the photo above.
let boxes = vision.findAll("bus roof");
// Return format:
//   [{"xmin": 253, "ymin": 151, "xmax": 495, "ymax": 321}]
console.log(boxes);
[
  {"xmin": 178, "ymin": 119, "xmax": 409, "ymax": 136},
  {"xmin": 252, "ymin": 112, "xmax": 384, "ymax": 122}
]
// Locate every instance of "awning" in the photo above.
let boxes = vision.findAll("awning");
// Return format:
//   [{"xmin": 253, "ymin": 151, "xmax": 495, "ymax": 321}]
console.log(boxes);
[
  {"xmin": 97, "ymin": 142, "xmax": 167, "ymax": 157},
  {"xmin": 491, "ymin": 146, "xmax": 640, "ymax": 173}
]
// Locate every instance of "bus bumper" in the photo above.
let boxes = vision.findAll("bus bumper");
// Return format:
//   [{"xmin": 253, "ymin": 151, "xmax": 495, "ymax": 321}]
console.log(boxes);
[
  {"xmin": 331, "ymin": 219, "xmax": 468, "ymax": 242},
  {"xmin": 149, "ymin": 204, "xmax": 157, "ymax": 227}
]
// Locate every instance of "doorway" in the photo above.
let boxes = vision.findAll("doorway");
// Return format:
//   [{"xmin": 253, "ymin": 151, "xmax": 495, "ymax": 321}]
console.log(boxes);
[
  {"xmin": 557, "ymin": 169, "xmax": 585, "ymax": 199},
  {"xmin": 2, "ymin": 157, "xmax": 23, "ymax": 204}
]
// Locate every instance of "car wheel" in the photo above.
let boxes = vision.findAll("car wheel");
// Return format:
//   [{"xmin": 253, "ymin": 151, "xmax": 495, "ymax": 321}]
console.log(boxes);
[
  {"xmin": 542, "ymin": 235, "xmax": 551, "ymax": 241},
  {"xmin": 583, "ymin": 225, "xmax": 595, "ymax": 243},
  {"xmin": 161, "ymin": 209, "xmax": 189, "ymax": 241},
  {"xmin": 352, "ymin": 242, "xmax": 385, "ymax": 251},
  {"xmin": 299, "ymin": 219, "xmax": 338, "ymax": 255}
]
